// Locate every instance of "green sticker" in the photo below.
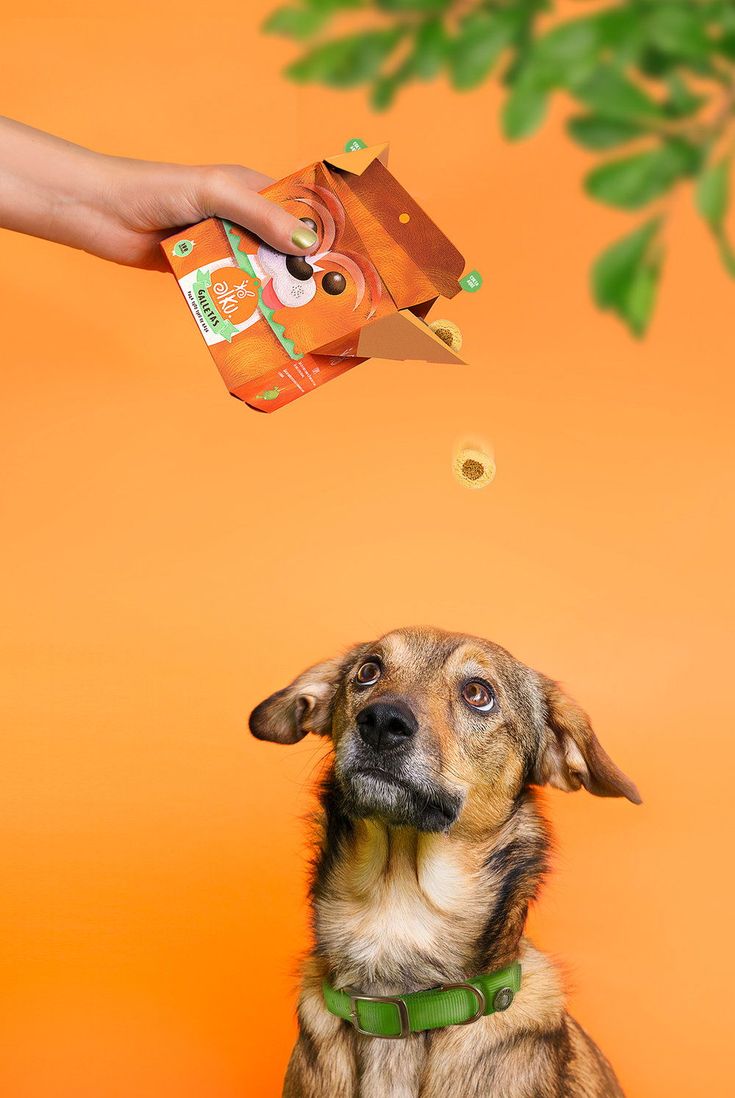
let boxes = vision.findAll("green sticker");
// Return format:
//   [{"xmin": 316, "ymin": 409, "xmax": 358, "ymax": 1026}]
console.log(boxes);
[
  {"xmin": 344, "ymin": 137, "xmax": 367, "ymax": 152},
  {"xmin": 460, "ymin": 270, "xmax": 483, "ymax": 293},
  {"xmin": 172, "ymin": 239, "xmax": 196, "ymax": 258}
]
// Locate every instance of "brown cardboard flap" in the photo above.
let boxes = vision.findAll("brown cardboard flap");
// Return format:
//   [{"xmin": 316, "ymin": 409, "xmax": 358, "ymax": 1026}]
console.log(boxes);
[
  {"xmin": 333, "ymin": 159, "xmax": 465, "ymax": 309},
  {"xmin": 323, "ymin": 143, "xmax": 390, "ymax": 176},
  {"xmin": 352, "ymin": 310, "xmax": 466, "ymax": 364}
]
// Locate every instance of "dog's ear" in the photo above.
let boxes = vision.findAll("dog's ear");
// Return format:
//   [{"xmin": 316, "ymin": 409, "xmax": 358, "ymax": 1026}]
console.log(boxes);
[
  {"xmin": 249, "ymin": 648, "xmax": 363, "ymax": 745},
  {"xmin": 533, "ymin": 678, "xmax": 641, "ymax": 804}
]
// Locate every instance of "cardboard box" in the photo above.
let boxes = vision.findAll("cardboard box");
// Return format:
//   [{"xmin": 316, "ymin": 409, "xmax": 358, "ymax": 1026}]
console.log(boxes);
[{"xmin": 162, "ymin": 144, "xmax": 466, "ymax": 413}]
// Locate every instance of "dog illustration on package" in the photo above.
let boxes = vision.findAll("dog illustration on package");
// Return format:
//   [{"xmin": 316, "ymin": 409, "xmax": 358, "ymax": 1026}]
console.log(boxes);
[{"xmin": 163, "ymin": 145, "xmax": 467, "ymax": 412}]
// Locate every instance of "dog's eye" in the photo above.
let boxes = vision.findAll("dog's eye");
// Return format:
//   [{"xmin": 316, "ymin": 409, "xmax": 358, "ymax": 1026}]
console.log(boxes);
[
  {"xmin": 462, "ymin": 680, "xmax": 495, "ymax": 712},
  {"xmin": 355, "ymin": 660, "xmax": 382, "ymax": 686},
  {"xmin": 322, "ymin": 271, "xmax": 347, "ymax": 296}
]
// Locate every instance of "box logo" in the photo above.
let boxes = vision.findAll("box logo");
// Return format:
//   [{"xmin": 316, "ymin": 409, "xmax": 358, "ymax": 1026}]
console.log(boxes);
[{"xmin": 179, "ymin": 262, "xmax": 262, "ymax": 346}]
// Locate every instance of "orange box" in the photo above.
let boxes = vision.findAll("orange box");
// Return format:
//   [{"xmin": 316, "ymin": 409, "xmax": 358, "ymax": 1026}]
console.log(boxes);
[{"xmin": 162, "ymin": 144, "xmax": 467, "ymax": 412}]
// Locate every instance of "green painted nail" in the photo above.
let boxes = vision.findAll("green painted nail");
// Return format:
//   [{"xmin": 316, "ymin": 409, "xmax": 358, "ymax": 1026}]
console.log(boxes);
[{"xmin": 291, "ymin": 225, "xmax": 318, "ymax": 249}]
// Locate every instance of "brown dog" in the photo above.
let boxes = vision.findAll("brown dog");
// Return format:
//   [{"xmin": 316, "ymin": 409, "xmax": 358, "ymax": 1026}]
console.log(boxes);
[{"xmin": 249, "ymin": 627, "xmax": 641, "ymax": 1098}]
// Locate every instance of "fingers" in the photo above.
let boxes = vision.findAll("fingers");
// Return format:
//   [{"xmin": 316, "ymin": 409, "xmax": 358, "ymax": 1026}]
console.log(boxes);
[
  {"xmin": 226, "ymin": 166, "xmax": 275, "ymax": 191},
  {"xmin": 198, "ymin": 165, "xmax": 318, "ymax": 256}
]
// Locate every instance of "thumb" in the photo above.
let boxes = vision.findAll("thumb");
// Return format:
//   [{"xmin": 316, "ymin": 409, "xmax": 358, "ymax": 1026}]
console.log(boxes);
[{"xmin": 199, "ymin": 166, "xmax": 318, "ymax": 256}]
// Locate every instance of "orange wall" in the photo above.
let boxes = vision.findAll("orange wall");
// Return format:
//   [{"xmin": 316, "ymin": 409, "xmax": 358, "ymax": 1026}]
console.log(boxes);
[{"xmin": 1, "ymin": 7, "xmax": 733, "ymax": 1097}]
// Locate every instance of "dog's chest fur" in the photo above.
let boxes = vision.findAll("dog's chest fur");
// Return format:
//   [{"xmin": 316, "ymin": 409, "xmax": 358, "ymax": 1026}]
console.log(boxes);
[
  {"xmin": 317, "ymin": 820, "xmax": 489, "ymax": 994},
  {"xmin": 296, "ymin": 788, "xmax": 621, "ymax": 1098},
  {"xmin": 313, "ymin": 821, "xmax": 530, "ymax": 1098}
]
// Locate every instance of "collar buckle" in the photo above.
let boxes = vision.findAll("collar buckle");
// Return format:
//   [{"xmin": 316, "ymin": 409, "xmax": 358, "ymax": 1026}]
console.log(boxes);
[
  {"xmin": 438, "ymin": 982, "xmax": 487, "ymax": 1025},
  {"xmin": 348, "ymin": 993, "xmax": 410, "ymax": 1039}
]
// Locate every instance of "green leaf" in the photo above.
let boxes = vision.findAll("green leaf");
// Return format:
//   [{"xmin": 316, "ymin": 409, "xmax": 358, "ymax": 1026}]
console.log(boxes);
[
  {"xmin": 696, "ymin": 159, "xmax": 730, "ymax": 229},
  {"xmin": 450, "ymin": 13, "xmax": 514, "ymax": 91},
  {"xmin": 502, "ymin": 76, "xmax": 549, "ymax": 140},
  {"xmin": 595, "ymin": 6, "xmax": 645, "ymax": 54},
  {"xmin": 717, "ymin": 232, "xmax": 735, "ymax": 278},
  {"xmin": 573, "ymin": 65, "xmax": 662, "ymax": 121},
  {"xmin": 638, "ymin": 45, "xmax": 677, "ymax": 79},
  {"xmin": 534, "ymin": 17, "xmax": 601, "ymax": 63},
  {"xmin": 371, "ymin": 73, "xmax": 400, "ymax": 111},
  {"xmin": 287, "ymin": 28, "xmax": 404, "ymax": 88},
  {"xmin": 413, "ymin": 18, "xmax": 447, "ymax": 80},
  {"xmin": 592, "ymin": 217, "xmax": 660, "ymax": 307},
  {"xmin": 585, "ymin": 140, "xmax": 701, "ymax": 210},
  {"xmin": 567, "ymin": 114, "xmax": 644, "ymax": 151},
  {"xmin": 695, "ymin": 159, "xmax": 735, "ymax": 279},
  {"xmin": 592, "ymin": 217, "xmax": 664, "ymax": 336},
  {"xmin": 377, "ymin": 0, "xmax": 448, "ymax": 9},
  {"xmin": 646, "ymin": 3, "xmax": 712, "ymax": 60},
  {"xmin": 263, "ymin": 5, "xmax": 329, "ymax": 39},
  {"xmin": 264, "ymin": 0, "xmax": 364, "ymax": 39},
  {"xmin": 625, "ymin": 260, "xmax": 661, "ymax": 337},
  {"xmin": 371, "ymin": 52, "xmax": 416, "ymax": 110},
  {"xmin": 507, "ymin": 16, "xmax": 602, "ymax": 95},
  {"xmin": 662, "ymin": 73, "xmax": 705, "ymax": 119}
]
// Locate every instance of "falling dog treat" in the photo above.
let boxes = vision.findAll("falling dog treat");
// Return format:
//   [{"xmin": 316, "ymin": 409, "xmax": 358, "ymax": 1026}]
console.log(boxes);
[
  {"xmin": 453, "ymin": 446, "xmax": 496, "ymax": 489},
  {"xmin": 429, "ymin": 319, "xmax": 462, "ymax": 352}
]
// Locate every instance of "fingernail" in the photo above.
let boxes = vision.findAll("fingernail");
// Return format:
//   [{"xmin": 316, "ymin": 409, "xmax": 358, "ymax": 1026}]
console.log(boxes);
[{"xmin": 291, "ymin": 225, "xmax": 318, "ymax": 250}]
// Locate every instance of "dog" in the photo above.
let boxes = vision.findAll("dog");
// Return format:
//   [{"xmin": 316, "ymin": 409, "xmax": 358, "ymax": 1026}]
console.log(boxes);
[{"xmin": 249, "ymin": 627, "xmax": 641, "ymax": 1097}]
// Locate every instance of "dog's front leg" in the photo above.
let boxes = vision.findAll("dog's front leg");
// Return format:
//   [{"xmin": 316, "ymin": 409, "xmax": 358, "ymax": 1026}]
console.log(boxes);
[{"xmin": 283, "ymin": 982, "xmax": 358, "ymax": 1098}]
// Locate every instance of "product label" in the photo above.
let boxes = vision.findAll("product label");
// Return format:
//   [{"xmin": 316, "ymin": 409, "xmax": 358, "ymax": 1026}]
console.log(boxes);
[{"xmin": 178, "ymin": 261, "xmax": 261, "ymax": 345}]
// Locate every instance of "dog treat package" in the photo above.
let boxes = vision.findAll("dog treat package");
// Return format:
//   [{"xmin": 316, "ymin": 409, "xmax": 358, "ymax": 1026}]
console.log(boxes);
[{"xmin": 162, "ymin": 144, "xmax": 467, "ymax": 412}]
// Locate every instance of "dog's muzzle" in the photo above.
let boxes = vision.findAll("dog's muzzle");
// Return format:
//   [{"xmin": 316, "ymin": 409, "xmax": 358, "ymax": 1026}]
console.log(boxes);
[{"xmin": 336, "ymin": 702, "xmax": 463, "ymax": 832}]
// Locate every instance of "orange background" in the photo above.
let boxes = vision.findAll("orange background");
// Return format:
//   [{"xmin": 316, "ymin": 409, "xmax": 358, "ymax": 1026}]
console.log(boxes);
[{"xmin": 1, "ymin": 7, "xmax": 733, "ymax": 1097}]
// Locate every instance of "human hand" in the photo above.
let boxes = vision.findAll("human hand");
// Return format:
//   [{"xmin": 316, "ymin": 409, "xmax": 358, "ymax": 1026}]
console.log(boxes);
[{"xmin": 0, "ymin": 117, "xmax": 318, "ymax": 271}]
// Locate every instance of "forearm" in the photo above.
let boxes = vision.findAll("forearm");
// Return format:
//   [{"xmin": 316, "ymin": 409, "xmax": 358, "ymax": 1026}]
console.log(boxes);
[
  {"xmin": 0, "ymin": 116, "xmax": 109, "ymax": 251},
  {"xmin": 0, "ymin": 116, "xmax": 316, "ymax": 270}
]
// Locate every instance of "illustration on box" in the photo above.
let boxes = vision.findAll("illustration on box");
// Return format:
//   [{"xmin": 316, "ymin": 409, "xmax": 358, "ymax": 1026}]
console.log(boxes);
[{"xmin": 163, "ymin": 144, "xmax": 472, "ymax": 413}]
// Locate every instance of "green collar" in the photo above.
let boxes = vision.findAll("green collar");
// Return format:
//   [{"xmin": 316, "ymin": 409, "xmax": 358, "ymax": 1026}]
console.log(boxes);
[{"xmin": 323, "ymin": 961, "xmax": 522, "ymax": 1040}]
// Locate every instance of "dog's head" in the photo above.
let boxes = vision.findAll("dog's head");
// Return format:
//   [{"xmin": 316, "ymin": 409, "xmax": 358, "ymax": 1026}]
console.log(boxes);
[{"xmin": 249, "ymin": 627, "xmax": 641, "ymax": 834}]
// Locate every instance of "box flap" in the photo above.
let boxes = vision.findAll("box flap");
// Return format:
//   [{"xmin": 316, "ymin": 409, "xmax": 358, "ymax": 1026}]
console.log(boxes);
[
  {"xmin": 351, "ymin": 310, "xmax": 466, "ymax": 364},
  {"xmin": 328, "ymin": 159, "xmax": 465, "ymax": 310},
  {"xmin": 323, "ymin": 143, "xmax": 390, "ymax": 176}
]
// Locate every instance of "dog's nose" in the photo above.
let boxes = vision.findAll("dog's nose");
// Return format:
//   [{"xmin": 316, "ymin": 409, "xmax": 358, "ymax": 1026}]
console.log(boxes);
[
  {"xmin": 285, "ymin": 255, "xmax": 314, "ymax": 281},
  {"xmin": 356, "ymin": 701, "xmax": 417, "ymax": 752}
]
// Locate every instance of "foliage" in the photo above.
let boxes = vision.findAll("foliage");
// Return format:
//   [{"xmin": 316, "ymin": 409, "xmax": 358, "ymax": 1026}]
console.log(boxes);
[{"xmin": 264, "ymin": 0, "xmax": 735, "ymax": 335}]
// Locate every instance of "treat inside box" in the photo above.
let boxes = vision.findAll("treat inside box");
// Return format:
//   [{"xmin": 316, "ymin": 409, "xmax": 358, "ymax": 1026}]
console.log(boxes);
[{"xmin": 162, "ymin": 144, "xmax": 466, "ymax": 413}]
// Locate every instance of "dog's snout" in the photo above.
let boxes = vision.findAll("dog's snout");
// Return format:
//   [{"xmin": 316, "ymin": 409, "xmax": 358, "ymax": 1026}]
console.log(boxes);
[
  {"xmin": 356, "ymin": 701, "xmax": 417, "ymax": 753},
  {"xmin": 285, "ymin": 255, "xmax": 314, "ymax": 281}
]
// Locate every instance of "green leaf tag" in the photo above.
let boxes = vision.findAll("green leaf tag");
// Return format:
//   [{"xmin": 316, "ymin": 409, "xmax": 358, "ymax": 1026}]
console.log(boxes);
[
  {"xmin": 257, "ymin": 386, "xmax": 282, "ymax": 401},
  {"xmin": 344, "ymin": 137, "xmax": 367, "ymax": 152},
  {"xmin": 172, "ymin": 239, "xmax": 196, "ymax": 258},
  {"xmin": 460, "ymin": 270, "xmax": 483, "ymax": 293}
]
